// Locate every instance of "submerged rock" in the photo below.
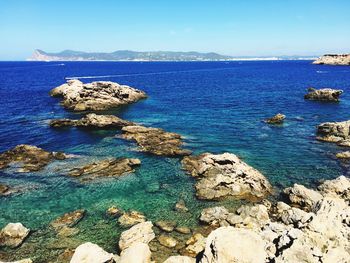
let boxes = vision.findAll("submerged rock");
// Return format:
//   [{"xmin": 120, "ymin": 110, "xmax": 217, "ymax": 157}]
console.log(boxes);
[
  {"xmin": 174, "ymin": 199, "xmax": 189, "ymax": 213},
  {"xmin": 118, "ymin": 210, "xmax": 146, "ymax": 227},
  {"xmin": 68, "ymin": 158, "xmax": 141, "ymax": 181},
  {"xmin": 50, "ymin": 209, "xmax": 86, "ymax": 230},
  {"xmin": 155, "ymin": 220, "xmax": 177, "ymax": 232},
  {"xmin": 175, "ymin": 226, "xmax": 191, "ymax": 234},
  {"xmin": 0, "ymin": 144, "xmax": 66, "ymax": 172},
  {"xmin": 312, "ymin": 54, "xmax": 350, "ymax": 66},
  {"xmin": 182, "ymin": 153, "xmax": 272, "ymax": 200},
  {"xmin": 0, "ymin": 184, "xmax": 10, "ymax": 196},
  {"xmin": 121, "ymin": 125, "xmax": 191, "ymax": 157},
  {"xmin": 304, "ymin": 88, "xmax": 343, "ymax": 102},
  {"xmin": 158, "ymin": 234, "xmax": 178, "ymax": 248},
  {"xmin": 50, "ymin": 113, "xmax": 134, "ymax": 129},
  {"xmin": 106, "ymin": 206, "xmax": 124, "ymax": 218},
  {"xmin": 70, "ymin": 242, "xmax": 118, "ymax": 263},
  {"xmin": 265, "ymin": 113, "xmax": 285, "ymax": 124},
  {"xmin": 118, "ymin": 221, "xmax": 155, "ymax": 250},
  {"xmin": 50, "ymin": 79, "xmax": 147, "ymax": 111},
  {"xmin": 0, "ymin": 223, "xmax": 30, "ymax": 248},
  {"xmin": 316, "ymin": 120, "xmax": 350, "ymax": 144}
]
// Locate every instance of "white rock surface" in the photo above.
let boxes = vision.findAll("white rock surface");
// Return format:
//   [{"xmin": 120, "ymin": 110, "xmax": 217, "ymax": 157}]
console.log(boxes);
[
  {"xmin": 118, "ymin": 221, "xmax": 155, "ymax": 250},
  {"xmin": 70, "ymin": 242, "xmax": 118, "ymax": 263}
]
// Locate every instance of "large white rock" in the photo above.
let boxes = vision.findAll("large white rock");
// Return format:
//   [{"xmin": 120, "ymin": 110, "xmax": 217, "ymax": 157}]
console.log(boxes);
[
  {"xmin": 200, "ymin": 227, "xmax": 267, "ymax": 263},
  {"xmin": 283, "ymin": 184, "xmax": 323, "ymax": 210},
  {"xmin": 163, "ymin": 256, "xmax": 196, "ymax": 263},
  {"xmin": 70, "ymin": 242, "xmax": 118, "ymax": 263},
  {"xmin": 0, "ymin": 260, "xmax": 32, "ymax": 263},
  {"xmin": 118, "ymin": 221, "xmax": 155, "ymax": 250},
  {"xmin": 318, "ymin": 175, "xmax": 350, "ymax": 201},
  {"xmin": 120, "ymin": 242, "xmax": 151, "ymax": 263},
  {"xmin": 0, "ymin": 223, "xmax": 30, "ymax": 248}
]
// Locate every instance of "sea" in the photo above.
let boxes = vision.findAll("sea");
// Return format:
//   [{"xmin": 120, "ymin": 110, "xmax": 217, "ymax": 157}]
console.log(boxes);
[{"xmin": 1, "ymin": 60, "xmax": 350, "ymax": 261}]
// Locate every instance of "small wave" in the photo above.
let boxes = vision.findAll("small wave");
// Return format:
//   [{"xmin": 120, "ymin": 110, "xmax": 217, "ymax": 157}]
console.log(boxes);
[{"xmin": 316, "ymin": 70, "xmax": 328, "ymax": 74}]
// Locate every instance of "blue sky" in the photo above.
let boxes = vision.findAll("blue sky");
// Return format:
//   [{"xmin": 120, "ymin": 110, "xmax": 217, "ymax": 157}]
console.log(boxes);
[{"xmin": 0, "ymin": 0, "xmax": 349, "ymax": 60}]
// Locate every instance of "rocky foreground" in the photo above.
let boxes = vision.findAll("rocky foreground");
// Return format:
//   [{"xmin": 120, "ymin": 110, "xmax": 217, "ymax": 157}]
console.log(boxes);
[
  {"xmin": 313, "ymin": 54, "xmax": 350, "ymax": 66},
  {"xmin": 50, "ymin": 79, "xmax": 147, "ymax": 111},
  {"xmin": 304, "ymin": 88, "xmax": 343, "ymax": 102}
]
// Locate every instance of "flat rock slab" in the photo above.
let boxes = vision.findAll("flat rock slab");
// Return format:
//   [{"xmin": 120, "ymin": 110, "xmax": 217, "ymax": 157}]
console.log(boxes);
[
  {"xmin": 68, "ymin": 158, "xmax": 141, "ymax": 181},
  {"xmin": 182, "ymin": 152, "xmax": 272, "ymax": 200},
  {"xmin": 0, "ymin": 144, "xmax": 66, "ymax": 172},
  {"xmin": 50, "ymin": 209, "xmax": 86, "ymax": 230},
  {"xmin": 122, "ymin": 125, "xmax": 191, "ymax": 157},
  {"xmin": 0, "ymin": 223, "xmax": 30, "ymax": 248},
  {"xmin": 50, "ymin": 79, "xmax": 147, "ymax": 111},
  {"xmin": 50, "ymin": 113, "xmax": 134, "ymax": 129},
  {"xmin": 304, "ymin": 88, "xmax": 343, "ymax": 102}
]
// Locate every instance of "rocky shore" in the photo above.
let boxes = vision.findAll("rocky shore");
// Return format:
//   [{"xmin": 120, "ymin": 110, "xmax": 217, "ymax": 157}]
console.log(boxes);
[
  {"xmin": 313, "ymin": 54, "xmax": 350, "ymax": 66},
  {"xmin": 50, "ymin": 79, "xmax": 147, "ymax": 111}
]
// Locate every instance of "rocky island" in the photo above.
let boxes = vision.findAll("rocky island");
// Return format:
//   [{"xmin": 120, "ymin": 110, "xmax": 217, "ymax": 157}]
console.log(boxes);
[
  {"xmin": 313, "ymin": 54, "xmax": 350, "ymax": 65},
  {"xmin": 304, "ymin": 88, "xmax": 343, "ymax": 102},
  {"xmin": 50, "ymin": 79, "xmax": 147, "ymax": 111}
]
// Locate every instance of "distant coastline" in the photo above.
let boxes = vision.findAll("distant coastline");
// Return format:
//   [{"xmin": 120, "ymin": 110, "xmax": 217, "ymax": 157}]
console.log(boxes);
[{"xmin": 27, "ymin": 49, "xmax": 317, "ymax": 62}]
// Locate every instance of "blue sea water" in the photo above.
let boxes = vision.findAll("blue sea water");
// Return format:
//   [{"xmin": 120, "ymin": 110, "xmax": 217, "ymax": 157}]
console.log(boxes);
[{"xmin": 1, "ymin": 61, "xmax": 350, "ymax": 261}]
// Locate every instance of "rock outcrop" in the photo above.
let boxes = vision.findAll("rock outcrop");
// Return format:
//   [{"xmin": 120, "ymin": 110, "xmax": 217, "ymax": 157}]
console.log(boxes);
[
  {"xmin": 50, "ymin": 209, "xmax": 86, "ymax": 230},
  {"xmin": 50, "ymin": 79, "xmax": 147, "ymax": 111},
  {"xmin": 68, "ymin": 158, "xmax": 141, "ymax": 181},
  {"xmin": 316, "ymin": 120, "xmax": 350, "ymax": 144},
  {"xmin": 0, "ymin": 223, "xmax": 30, "ymax": 248},
  {"xmin": 304, "ymin": 88, "xmax": 343, "ymax": 102},
  {"xmin": 182, "ymin": 153, "xmax": 272, "ymax": 200},
  {"xmin": 70, "ymin": 242, "xmax": 119, "ymax": 263},
  {"xmin": 118, "ymin": 221, "xmax": 155, "ymax": 250},
  {"xmin": 313, "ymin": 54, "xmax": 350, "ymax": 66},
  {"xmin": 265, "ymin": 113, "xmax": 285, "ymax": 124},
  {"xmin": 283, "ymin": 184, "xmax": 323, "ymax": 210},
  {"xmin": 119, "ymin": 242, "xmax": 151, "ymax": 263},
  {"xmin": 0, "ymin": 145, "xmax": 66, "ymax": 172},
  {"xmin": 50, "ymin": 113, "xmax": 134, "ymax": 129},
  {"xmin": 121, "ymin": 125, "xmax": 191, "ymax": 157}
]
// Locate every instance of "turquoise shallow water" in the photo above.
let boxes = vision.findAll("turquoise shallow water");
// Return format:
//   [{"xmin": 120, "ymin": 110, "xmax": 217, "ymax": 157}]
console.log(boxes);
[{"xmin": 0, "ymin": 61, "xmax": 350, "ymax": 261}]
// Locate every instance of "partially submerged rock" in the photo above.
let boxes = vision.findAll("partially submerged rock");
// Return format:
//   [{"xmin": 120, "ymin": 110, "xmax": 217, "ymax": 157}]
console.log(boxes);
[
  {"xmin": 50, "ymin": 209, "xmax": 86, "ymax": 230},
  {"xmin": 265, "ymin": 113, "xmax": 285, "ymax": 124},
  {"xmin": 0, "ymin": 144, "xmax": 66, "ymax": 172},
  {"xmin": 316, "ymin": 120, "xmax": 350, "ymax": 144},
  {"xmin": 122, "ymin": 125, "xmax": 191, "ymax": 157},
  {"xmin": 0, "ymin": 184, "xmax": 10, "ymax": 196},
  {"xmin": 304, "ymin": 88, "xmax": 343, "ymax": 102},
  {"xmin": 0, "ymin": 223, "xmax": 30, "ymax": 248},
  {"xmin": 182, "ymin": 153, "xmax": 272, "ymax": 200},
  {"xmin": 155, "ymin": 220, "xmax": 177, "ymax": 232},
  {"xmin": 68, "ymin": 158, "xmax": 141, "ymax": 181},
  {"xmin": 174, "ymin": 199, "xmax": 189, "ymax": 213},
  {"xmin": 313, "ymin": 54, "xmax": 350, "ymax": 66},
  {"xmin": 70, "ymin": 242, "xmax": 119, "ymax": 263},
  {"xmin": 50, "ymin": 79, "xmax": 147, "ymax": 111},
  {"xmin": 118, "ymin": 210, "xmax": 146, "ymax": 227},
  {"xmin": 157, "ymin": 234, "xmax": 178, "ymax": 248},
  {"xmin": 118, "ymin": 221, "xmax": 155, "ymax": 250},
  {"xmin": 50, "ymin": 113, "xmax": 134, "ymax": 129},
  {"xmin": 336, "ymin": 151, "xmax": 350, "ymax": 159}
]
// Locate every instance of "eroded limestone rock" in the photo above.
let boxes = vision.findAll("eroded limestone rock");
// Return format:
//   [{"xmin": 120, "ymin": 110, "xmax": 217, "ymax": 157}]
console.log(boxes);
[
  {"xmin": 118, "ymin": 221, "xmax": 155, "ymax": 250},
  {"xmin": 304, "ymin": 88, "xmax": 343, "ymax": 102},
  {"xmin": 0, "ymin": 223, "xmax": 30, "ymax": 248}
]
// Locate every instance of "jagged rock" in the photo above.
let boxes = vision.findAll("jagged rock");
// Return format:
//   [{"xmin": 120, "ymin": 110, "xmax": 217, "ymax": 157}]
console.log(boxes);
[
  {"xmin": 182, "ymin": 153, "xmax": 272, "ymax": 200},
  {"xmin": 313, "ymin": 54, "xmax": 350, "ymax": 66},
  {"xmin": 157, "ymin": 235, "xmax": 178, "ymax": 248},
  {"xmin": 280, "ymin": 207, "xmax": 314, "ymax": 228},
  {"xmin": 265, "ymin": 113, "xmax": 285, "ymax": 124},
  {"xmin": 106, "ymin": 206, "xmax": 124, "ymax": 218},
  {"xmin": 163, "ymin": 256, "xmax": 195, "ymax": 263},
  {"xmin": 199, "ymin": 206, "xmax": 230, "ymax": 226},
  {"xmin": 121, "ymin": 125, "xmax": 191, "ymax": 157},
  {"xmin": 283, "ymin": 184, "xmax": 322, "ymax": 210},
  {"xmin": 50, "ymin": 209, "xmax": 85, "ymax": 230},
  {"xmin": 226, "ymin": 204, "xmax": 270, "ymax": 229},
  {"xmin": 200, "ymin": 227, "xmax": 267, "ymax": 263},
  {"xmin": 118, "ymin": 210, "xmax": 146, "ymax": 227},
  {"xmin": 318, "ymin": 175, "xmax": 350, "ymax": 201},
  {"xmin": 0, "ymin": 184, "xmax": 9, "ymax": 196},
  {"xmin": 50, "ymin": 79, "xmax": 147, "ymax": 111},
  {"xmin": 184, "ymin": 233, "xmax": 206, "ymax": 257},
  {"xmin": 0, "ymin": 223, "xmax": 30, "ymax": 248},
  {"xmin": 174, "ymin": 199, "xmax": 188, "ymax": 213},
  {"xmin": 68, "ymin": 158, "xmax": 141, "ymax": 181},
  {"xmin": 120, "ymin": 242, "xmax": 151, "ymax": 263},
  {"xmin": 175, "ymin": 226, "xmax": 191, "ymax": 234},
  {"xmin": 316, "ymin": 120, "xmax": 350, "ymax": 144},
  {"xmin": 70, "ymin": 242, "xmax": 119, "ymax": 263},
  {"xmin": 155, "ymin": 220, "xmax": 177, "ymax": 232},
  {"xmin": 50, "ymin": 113, "xmax": 135, "ymax": 129},
  {"xmin": 118, "ymin": 221, "xmax": 155, "ymax": 250},
  {"xmin": 304, "ymin": 88, "xmax": 343, "ymax": 102},
  {"xmin": 0, "ymin": 144, "xmax": 66, "ymax": 172}
]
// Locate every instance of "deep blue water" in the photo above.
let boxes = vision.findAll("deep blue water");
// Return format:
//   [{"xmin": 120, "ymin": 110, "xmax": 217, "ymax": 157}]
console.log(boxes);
[{"xmin": 1, "ymin": 61, "xmax": 350, "ymax": 261}]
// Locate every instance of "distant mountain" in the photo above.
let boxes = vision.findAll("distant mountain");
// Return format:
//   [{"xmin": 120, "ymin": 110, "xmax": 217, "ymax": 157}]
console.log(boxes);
[{"xmin": 28, "ymin": 49, "xmax": 317, "ymax": 62}]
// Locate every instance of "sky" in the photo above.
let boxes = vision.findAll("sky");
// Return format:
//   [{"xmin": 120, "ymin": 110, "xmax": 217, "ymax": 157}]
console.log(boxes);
[{"xmin": 0, "ymin": 0, "xmax": 349, "ymax": 60}]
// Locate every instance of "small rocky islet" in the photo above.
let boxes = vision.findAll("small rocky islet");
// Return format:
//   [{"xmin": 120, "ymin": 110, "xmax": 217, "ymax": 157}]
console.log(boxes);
[
  {"xmin": 313, "ymin": 54, "xmax": 350, "ymax": 66},
  {"xmin": 1, "ymin": 78, "xmax": 350, "ymax": 262}
]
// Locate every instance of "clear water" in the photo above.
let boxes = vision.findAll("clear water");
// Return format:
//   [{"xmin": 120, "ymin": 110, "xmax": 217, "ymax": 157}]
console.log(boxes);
[{"xmin": 1, "ymin": 61, "xmax": 350, "ymax": 261}]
